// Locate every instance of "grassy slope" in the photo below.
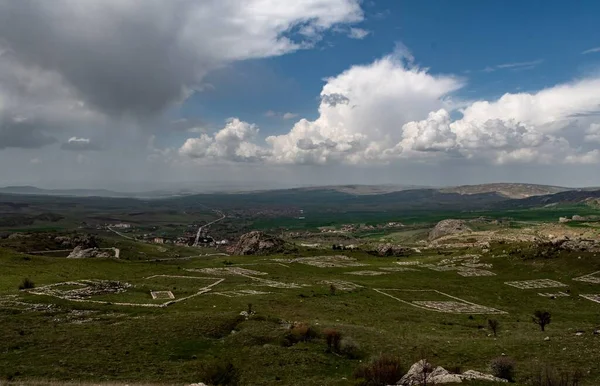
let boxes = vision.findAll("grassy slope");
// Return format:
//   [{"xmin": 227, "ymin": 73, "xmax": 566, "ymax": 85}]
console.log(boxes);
[{"xmin": 1, "ymin": 243, "xmax": 600, "ymax": 385}]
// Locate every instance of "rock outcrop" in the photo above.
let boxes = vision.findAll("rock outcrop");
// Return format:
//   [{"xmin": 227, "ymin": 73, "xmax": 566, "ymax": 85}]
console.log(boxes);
[
  {"xmin": 67, "ymin": 246, "xmax": 111, "ymax": 259},
  {"xmin": 231, "ymin": 231, "xmax": 286, "ymax": 255},
  {"xmin": 398, "ymin": 360, "xmax": 507, "ymax": 385},
  {"xmin": 55, "ymin": 234, "xmax": 99, "ymax": 249},
  {"xmin": 429, "ymin": 219, "xmax": 472, "ymax": 241}
]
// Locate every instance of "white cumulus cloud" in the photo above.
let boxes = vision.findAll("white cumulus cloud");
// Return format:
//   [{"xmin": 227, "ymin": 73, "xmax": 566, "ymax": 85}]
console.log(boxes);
[
  {"xmin": 178, "ymin": 48, "xmax": 600, "ymax": 167},
  {"xmin": 179, "ymin": 118, "xmax": 270, "ymax": 162}
]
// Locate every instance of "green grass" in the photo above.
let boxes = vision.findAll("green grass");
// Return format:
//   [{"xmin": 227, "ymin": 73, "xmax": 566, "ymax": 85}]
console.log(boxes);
[{"xmin": 1, "ymin": 243, "xmax": 600, "ymax": 385}]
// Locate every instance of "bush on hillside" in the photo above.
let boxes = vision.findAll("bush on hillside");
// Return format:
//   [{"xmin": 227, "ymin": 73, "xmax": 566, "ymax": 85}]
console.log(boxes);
[
  {"xmin": 353, "ymin": 354, "xmax": 405, "ymax": 386},
  {"xmin": 323, "ymin": 328, "xmax": 342, "ymax": 353},
  {"xmin": 18, "ymin": 278, "xmax": 35, "ymax": 290},
  {"xmin": 199, "ymin": 359, "xmax": 240, "ymax": 386},
  {"xmin": 339, "ymin": 337, "xmax": 362, "ymax": 359},
  {"xmin": 490, "ymin": 356, "xmax": 516, "ymax": 382}
]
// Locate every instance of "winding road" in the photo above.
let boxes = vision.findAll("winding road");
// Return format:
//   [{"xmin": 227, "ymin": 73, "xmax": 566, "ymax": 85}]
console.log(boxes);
[{"xmin": 193, "ymin": 208, "xmax": 226, "ymax": 246}]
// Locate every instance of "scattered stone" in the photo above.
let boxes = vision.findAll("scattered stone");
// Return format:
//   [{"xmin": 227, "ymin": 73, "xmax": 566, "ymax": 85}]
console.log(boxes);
[
  {"xmin": 505, "ymin": 279, "xmax": 567, "ymax": 290},
  {"xmin": 429, "ymin": 219, "xmax": 472, "ymax": 241},
  {"xmin": 379, "ymin": 267, "xmax": 419, "ymax": 272},
  {"xmin": 214, "ymin": 289, "xmax": 270, "ymax": 298},
  {"xmin": 395, "ymin": 261, "xmax": 421, "ymax": 266},
  {"xmin": 460, "ymin": 370, "xmax": 508, "ymax": 383},
  {"xmin": 412, "ymin": 301, "xmax": 503, "ymax": 314},
  {"xmin": 538, "ymin": 291, "xmax": 570, "ymax": 298},
  {"xmin": 319, "ymin": 280, "xmax": 362, "ymax": 291},
  {"xmin": 345, "ymin": 270, "xmax": 389, "ymax": 276},
  {"xmin": 369, "ymin": 243, "xmax": 413, "ymax": 257},
  {"xmin": 574, "ymin": 271, "xmax": 600, "ymax": 284},
  {"xmin": 28, "ymin": 280, "xmax": 132, "ymax": 300},
  {"xmin": 544, "ymin": 336, "xmax": 550, "ymax": 341},
  {"xmin": 274, "ymin": 255, "xmax": 367, "ymax": 268},
  {"xmin": 185, "ymin": 267, "xmax": 267, "ymax": 276},
  {"xmin": 575, "ymin": 332, "xmax": 583, "ymax": 336},
  {"xmin": 456, "ymin": 268, "xmax": 496, "ymax": 277},
  {"xmin": 580, "ymin": 294, "xmax": 600, "ymax": 304}
]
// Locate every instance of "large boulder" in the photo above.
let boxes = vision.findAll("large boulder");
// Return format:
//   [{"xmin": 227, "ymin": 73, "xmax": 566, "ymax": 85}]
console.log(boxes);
[
  {"xmin": 398, "ymin": 360, "xmax": 507, "ymax": 385},
  {"xmin": 429, "ymin": 219, "xmax": 472, "ymax": 241},
  {"xmin": 398, "ymin": 360, "xmax": 462, "ymax": 385},
  {"xmin": 231, "ymin": 231, "xmax": 286, "ymax": 255}
]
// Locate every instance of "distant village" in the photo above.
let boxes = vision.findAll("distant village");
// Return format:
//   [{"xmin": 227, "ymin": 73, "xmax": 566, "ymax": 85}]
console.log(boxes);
[{"xmin": 101, "ymin": 223, "xmax": 229, "ymax": 247}]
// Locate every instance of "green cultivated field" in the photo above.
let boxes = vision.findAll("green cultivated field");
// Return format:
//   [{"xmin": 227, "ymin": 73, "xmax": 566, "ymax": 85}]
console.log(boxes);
[{"xmin": 1, "ymin": 243, "xmax": 600, "ymax": 385}]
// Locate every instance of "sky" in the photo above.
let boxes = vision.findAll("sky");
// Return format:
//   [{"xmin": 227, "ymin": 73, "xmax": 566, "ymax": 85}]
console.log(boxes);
[{"xmin": 1, "ymin": 0, "xmax": 600, "ymax": 191}]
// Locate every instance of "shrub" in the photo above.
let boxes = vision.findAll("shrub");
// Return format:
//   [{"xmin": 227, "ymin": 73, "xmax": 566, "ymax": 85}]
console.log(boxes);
[
  {"xmin": 329, "ymin": 284, "xmax": 337, "ymax": 296},
  {"xmin": 323, "ymin": 328, "xmax": 342, "ymax": 353},
  {"xmin": 533, "ymin": 310, "xmax": 551, "ymax": 331},
  {"xmin": 488, "ymin": 319, "xmax": 500, "ymax": 336},
  {"xmin": 339, "ymin": 337, "xmax": 362, "ymax": 359},
  {"xmin": 282, "ymin": 323, "xmax": 320, "ymax": 346},
  {"xmin": 491, "ymin": 356, "xmax": 516, "ymax": 382},
  {"xmin": 290, "ymin": 323, "xmax": 319, "ymax": 342},
  {"xmin": 353, "ymin": 354, "xmax": 405, "ymax": 386},
  {"xmin": 18, "ymin": 278, "xmax": 35, "ymax": 290},
  {"xmin": 200, "ymin": 360, "xmax": 240, "ymax": 386}
]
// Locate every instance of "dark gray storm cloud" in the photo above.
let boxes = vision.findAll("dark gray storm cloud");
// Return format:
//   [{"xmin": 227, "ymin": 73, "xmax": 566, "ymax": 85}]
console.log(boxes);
[
  {"xmin": 0, "ymin": 120, "xmax": 57, "ymax": 149},
  {"xmin": 0, "ymin": 1, "xmax": 197, "ymax": 116},
  {"xmin": 0, "ymin": 0, "xmax": 362, "ymax": 118}
]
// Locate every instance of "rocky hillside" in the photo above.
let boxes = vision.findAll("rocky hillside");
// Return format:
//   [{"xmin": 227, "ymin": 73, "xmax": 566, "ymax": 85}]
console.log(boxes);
[
  {"xmin": 429, "ymin": 219, "xmax": 472, "ymax": 241},
  {"xmin": 231, "ymin": 231, "xmax": 286, "ymax": 255}
]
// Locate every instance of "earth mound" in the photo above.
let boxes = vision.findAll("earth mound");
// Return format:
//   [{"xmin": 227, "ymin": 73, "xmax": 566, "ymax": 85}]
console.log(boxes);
[
  {"xmin": 429, "ymin": 219, "xmax": 472, "ymax": 241},
  {"xmin": 231, "ymin": 231, "xmax": 286, "ymax": 255}
]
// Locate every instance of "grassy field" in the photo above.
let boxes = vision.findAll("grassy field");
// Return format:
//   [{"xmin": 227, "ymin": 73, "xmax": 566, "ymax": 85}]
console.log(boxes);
[{"xmin": 1, "ymin": 241, "xmax": 600, "ymax": 385}]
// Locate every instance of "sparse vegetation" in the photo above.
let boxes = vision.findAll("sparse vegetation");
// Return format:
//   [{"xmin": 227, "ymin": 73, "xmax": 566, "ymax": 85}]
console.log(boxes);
[{"xmin": 528, "ymin": 364, "xmax": 583, "ymax": 386}]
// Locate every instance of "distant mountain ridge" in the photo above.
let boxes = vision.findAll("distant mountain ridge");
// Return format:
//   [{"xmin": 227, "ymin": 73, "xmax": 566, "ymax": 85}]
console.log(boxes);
[
  {"xmin": 0, "ymin": 186, "xmax": 129, "ymax": 198},
  {"xmin": 439, "ymin": 183, "xmax": 571, "ymax": 199},
  {"xmin": 0, "ymin": 183, "xmax": 594, "ymax": 202}
]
